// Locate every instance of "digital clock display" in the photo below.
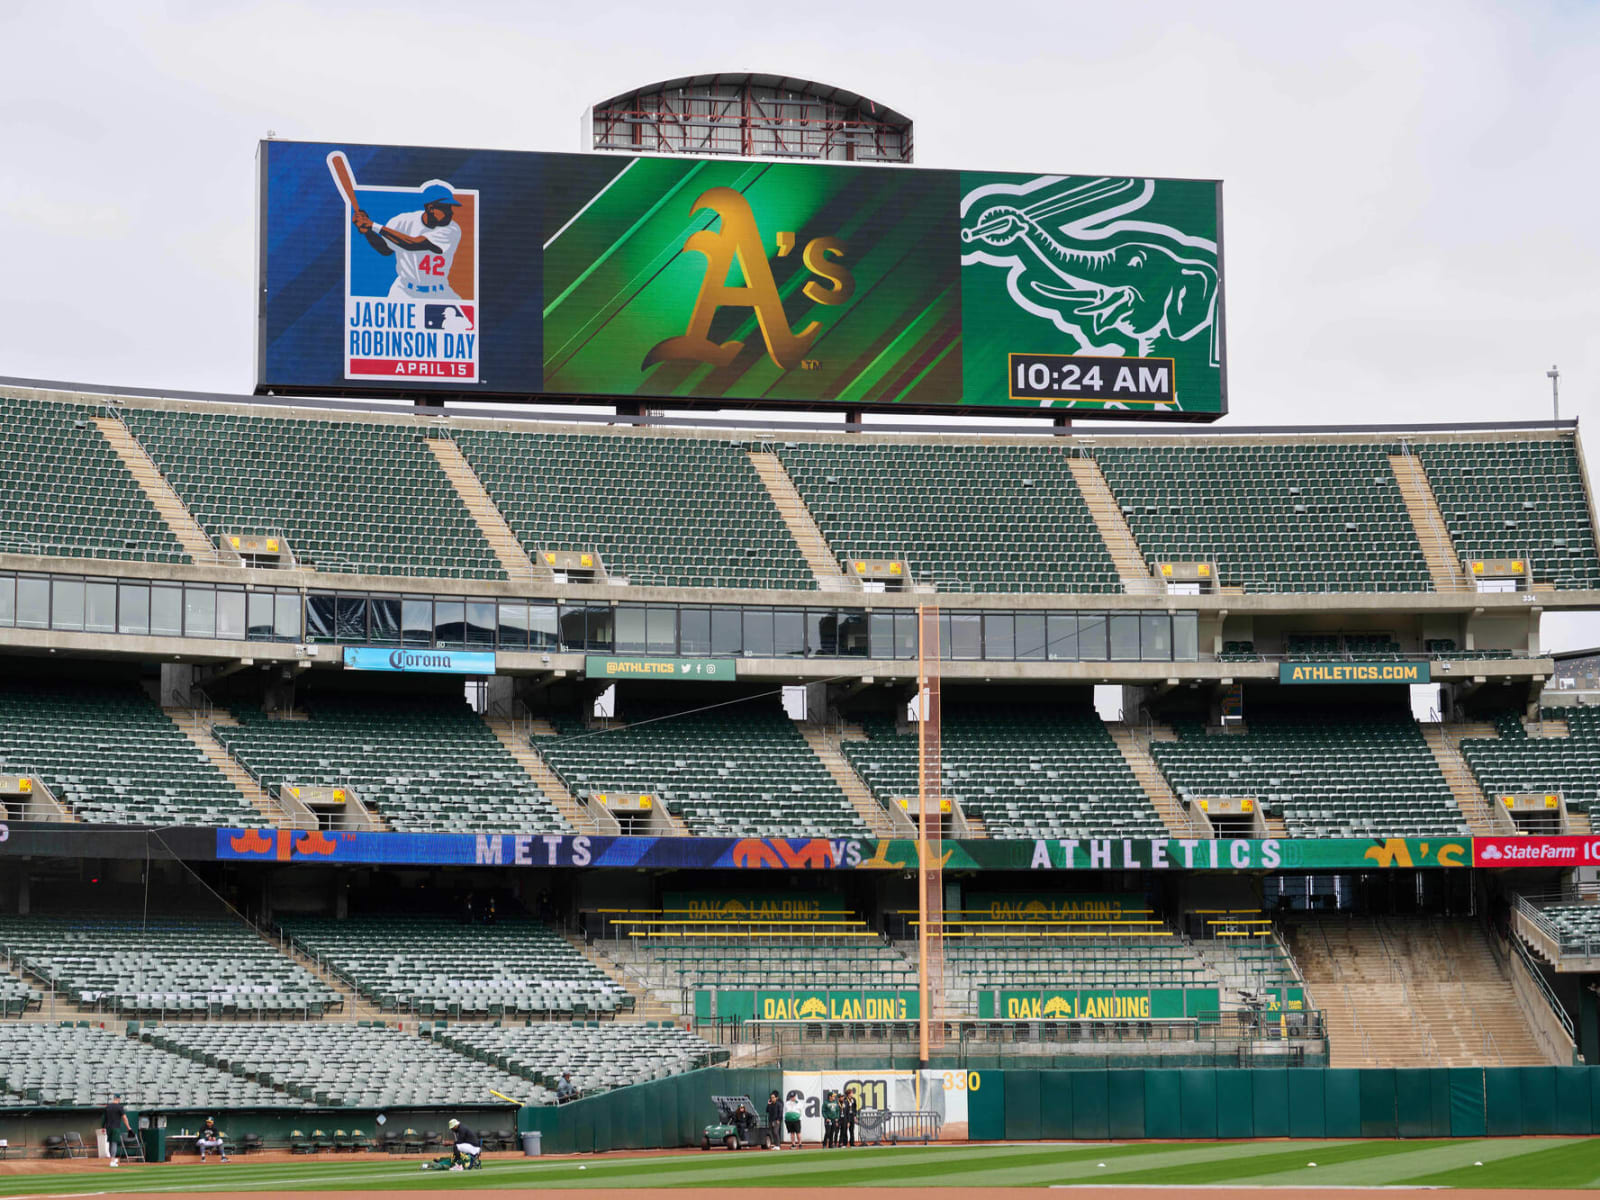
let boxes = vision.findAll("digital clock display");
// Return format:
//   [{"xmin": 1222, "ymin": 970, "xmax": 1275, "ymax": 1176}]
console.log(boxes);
[{"xmin": 1008, "ymin": 353, "xmax": 1176, "ymax": 405}]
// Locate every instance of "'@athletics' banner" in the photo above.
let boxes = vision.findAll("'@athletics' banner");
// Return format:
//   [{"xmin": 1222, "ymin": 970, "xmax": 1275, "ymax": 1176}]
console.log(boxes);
[
  {"xmin": 257, "ymin": 140, "xmax": 1225, "ymax": 420},
  {"xmin": 215, "ymin": 829, "xmax": 1468, "ymax": 871}
]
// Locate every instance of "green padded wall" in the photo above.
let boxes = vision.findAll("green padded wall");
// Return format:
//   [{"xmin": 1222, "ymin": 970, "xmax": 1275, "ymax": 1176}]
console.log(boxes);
[
  {"xmin": 1144, "ymin": 1070, "xmax": 1182, "ymax": 1139},
  {"xmin": 1004, "ymin": 1070, "xmax": 1042, "ymax": 1140},
  {"xmin": 1484, "ymin": 1067, "xmax": 1522, "ymax": 1136},
  {"xmin": 1215, "ymin": 1069, "xmax": 1253, "ymax": 1139},
  {"xmin": 1288, "ymin": 1070, "xmax": 1326, "ymax": 1137},
  {"xmin": 1180, "ymin": 1069, "xmax": 1218, "ymax": 1139},
  {"xmin": 1072, "ymin": 1070, "xmax": 1111, "ymax": 1140},
  {"xmin": 1039, "ymin": 1072, "xmax": 1071, "ymax": 1140},
  {"xmin": 1324, "ymin": 1070, "xmax": 1361, "ymax": 1138},
  {"xmin": 969, "ymin": 1071, "xmax": 1005, "ymax": 1140},
  {"xmin": 1107, "ymin": 1070, "xmax": 1145, "ymax": 1139},
  {"xmin": 1358, "ymin": 1069, "xmax": 1397, "ymax": 1138},
  {"xmin": 1449, "ymin": 1068, "xmax": 1487, "ymax": 1137},
  {"xmin": 1556, "ymin": 1067, "xmax": 1591, "ymax": 1135},
  {"xmin": 1519, "ymin": 1067, "xmax": 1556, "ymax": 1136},
  {"xmin": 1251, "ymin": 1068, "xmax": 1289, "ymax": 1138}
]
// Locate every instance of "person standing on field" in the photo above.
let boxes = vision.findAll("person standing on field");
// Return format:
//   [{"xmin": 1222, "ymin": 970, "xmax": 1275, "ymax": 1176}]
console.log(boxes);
[
  {"xmin": 823, "ymin": 1090, "xmax": 841, "ymax": 1148},
  {"xmin": 784, "ymin": 1090, "xmax": 803, "ymax": 1148},
  {"xmin": 103, "ymin": 1092, "xmax": 131, "ymax": 1167},
  {"xmin": 842, "ymin": 1086, "xmax": 859, "ymax": 1147},
  {"xmin": 766, "ymin": 1091, "xmax": 783, "ymax": 1150}
]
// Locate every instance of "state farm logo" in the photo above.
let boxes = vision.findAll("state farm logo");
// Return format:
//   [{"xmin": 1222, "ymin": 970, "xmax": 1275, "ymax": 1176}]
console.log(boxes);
[
  {"xmin": 1480, "ymin": 845, "xmax": 1503, "ymax": 860},
  {"xmin": 1476, "ymin": 838, "xmax": 1600, "ymax": 864}
]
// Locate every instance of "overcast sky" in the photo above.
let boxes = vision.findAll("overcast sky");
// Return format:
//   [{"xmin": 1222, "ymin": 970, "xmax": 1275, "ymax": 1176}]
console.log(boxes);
[{"xmin": 4, "ymin": 1, "xmax": 1597, "ymax": 648}]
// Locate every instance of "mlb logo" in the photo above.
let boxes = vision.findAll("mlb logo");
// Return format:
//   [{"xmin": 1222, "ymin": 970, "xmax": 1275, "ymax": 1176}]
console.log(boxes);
[{"xmin": 425, "ymin": 305, "xmax": 476, "ymax": 332}]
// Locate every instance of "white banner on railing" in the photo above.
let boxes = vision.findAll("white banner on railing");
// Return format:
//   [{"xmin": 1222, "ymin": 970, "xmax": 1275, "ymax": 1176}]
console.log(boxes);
[{"xmin": 780, "ymin": 1069, "xmax": 970, "ymax": 1143}]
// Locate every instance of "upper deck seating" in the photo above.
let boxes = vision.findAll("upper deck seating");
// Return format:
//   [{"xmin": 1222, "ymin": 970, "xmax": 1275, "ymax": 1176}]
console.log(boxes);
[
  {"xmin": 124, "ymin": 409, "xmax": 502, "ymax": 578},
  {"xmin": 455, "ymin": 430, "xmax": 811, "ymax": 589},
  {"xmin": 776, "ymin": 441, "xmax": 1121, "ymax": 593},
  {"xmin": 0, "ymin": 395, "xmax": 187, "ymax": 563}
]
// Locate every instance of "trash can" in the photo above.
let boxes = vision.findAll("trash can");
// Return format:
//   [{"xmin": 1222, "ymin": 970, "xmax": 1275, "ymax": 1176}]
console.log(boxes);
[
  {"xmin": 145, "ymin": 1127, "xmax": 168, "ymax": 1164},
  {"xmin": 521, "ymin": 1131, "xmax": 542, "ymax": 1157}
]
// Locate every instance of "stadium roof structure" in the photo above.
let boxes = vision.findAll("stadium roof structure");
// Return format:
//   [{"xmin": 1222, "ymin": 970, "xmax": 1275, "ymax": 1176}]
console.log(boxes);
[{"xmin": 588, "ymin": 73, "xmax": 912, "ymax": 162}]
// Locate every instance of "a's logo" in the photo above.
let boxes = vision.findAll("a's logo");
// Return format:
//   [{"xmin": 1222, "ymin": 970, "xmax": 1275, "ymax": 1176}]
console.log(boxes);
[
  {"xmin": 961, "ymin": 176, "xmax": 1219, "ymax": 365},
  {"xmin": 646, "ymin": 187, "xmax": 854, "ymax": 373},
  {"xmin": 329, "ymin": 150, "xmax": 480, "ymax": 383}
]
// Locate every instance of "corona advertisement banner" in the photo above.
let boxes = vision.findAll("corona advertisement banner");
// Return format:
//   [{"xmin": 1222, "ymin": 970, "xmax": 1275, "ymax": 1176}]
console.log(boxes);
[{"xmin": 258, "ymin": 140, "xmax": 1226, "ymax": 420}]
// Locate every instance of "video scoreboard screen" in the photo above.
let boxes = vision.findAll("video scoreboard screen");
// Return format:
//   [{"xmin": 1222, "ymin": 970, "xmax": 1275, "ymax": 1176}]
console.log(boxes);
[{"xmin": 258, "ymin": 140, "xmax": 1226, "ymax": 420}]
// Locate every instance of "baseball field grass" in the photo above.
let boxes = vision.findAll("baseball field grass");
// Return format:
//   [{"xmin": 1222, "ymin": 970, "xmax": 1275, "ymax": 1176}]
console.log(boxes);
[{"xmin": 3, "ymin": 1138, "xmax": 1600, "ymax": 1194}]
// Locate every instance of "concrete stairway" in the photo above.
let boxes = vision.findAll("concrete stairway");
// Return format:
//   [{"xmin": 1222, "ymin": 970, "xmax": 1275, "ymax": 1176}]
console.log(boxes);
[
  {"xmin": 163, "ymin": 708, "xmax": 315, "ymax": 828},
  {"xmin": 797, "ymin": 722, "xmax": 897, "ymax": 837},
  {"xmin": 1527, "ymin": 715, "xmax": 1571, "ymax": 738},
  {"xmin": 427, "ymin": 438, "xmax": 546, "ymax": 582},
  {"xmin": 1389, "ymin": 453, "xmax": 1466, "ymax": 590},
  {"xmin": 1421, "ymin": 724, "xmax": 1499, "ymax": 834},
  {"xmin": 483, "ymin": 716, "xmax": 620, "ymax": 834},
  {"xmin": 560, "ymin": 933, "xmax": 680, "ymax": 1024},
  {"xmin": 1289, "ymin": 917, "xmax": 1552, "ymax": 1067},
  {"xmin": 94, "ymin": 416, "xmax": 218, "ymax": 561},
  {"xmin": 1066, "ymin": 456, "xmax": 1162, "ymax": 594},
  {"xmin": 748, "ymin": 451, "xmax": 852, "ymax": 591},
  {"xmin": 1106, "ymin": 722, "xmax": 1194, "ymax": 836},
  {"xmin": 270, "ymin": 932, "xmax": 382, "ymax": 1024}
]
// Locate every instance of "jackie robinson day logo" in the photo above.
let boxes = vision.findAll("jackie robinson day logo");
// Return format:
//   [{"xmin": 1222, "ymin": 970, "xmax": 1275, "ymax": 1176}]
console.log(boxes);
[{"xmin": 329, "ymin": 151, "xmax": 480, "ymax": 382}]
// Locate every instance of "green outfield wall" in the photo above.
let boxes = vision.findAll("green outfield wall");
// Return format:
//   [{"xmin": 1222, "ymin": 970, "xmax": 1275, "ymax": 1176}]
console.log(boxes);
[{"xmin": 517, "ymin": 1066, "xmax": 1600, "ymax": 1150}]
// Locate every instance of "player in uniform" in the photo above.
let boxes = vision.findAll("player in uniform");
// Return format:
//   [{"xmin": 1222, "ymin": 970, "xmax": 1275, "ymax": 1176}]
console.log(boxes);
[{"xmin": 353, "ymin": 182, "xmax": 464, "ymax": 301}]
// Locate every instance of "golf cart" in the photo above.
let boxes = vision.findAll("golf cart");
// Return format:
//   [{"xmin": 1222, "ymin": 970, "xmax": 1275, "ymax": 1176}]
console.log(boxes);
[{"xmin": 701, "ymin": 1095, "xmax": 772, "ymax": 1151}]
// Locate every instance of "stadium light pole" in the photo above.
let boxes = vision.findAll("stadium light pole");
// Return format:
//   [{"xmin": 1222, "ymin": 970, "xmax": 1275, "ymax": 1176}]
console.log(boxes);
[{"xmin": 1548, "ymin": 365, "xmax": 1560, "ymax": 427}]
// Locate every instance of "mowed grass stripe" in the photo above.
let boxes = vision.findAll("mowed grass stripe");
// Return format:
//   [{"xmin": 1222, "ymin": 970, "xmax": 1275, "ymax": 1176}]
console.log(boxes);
[
  {"xmin": 1241, "ymin": 1136, "xmax": 1572, "ymax": 1188},
  {"xmin": 7, "ymin": 1139, "xmax": 1600, "ymax": 1194},
  {"xmin": 1088, "ymin": 1138, "xmax": 1428, "ymax": 1186},
  {"xmin": 1398, "ymin": 1138, "xmax": 1600, "ymax": 1190}
]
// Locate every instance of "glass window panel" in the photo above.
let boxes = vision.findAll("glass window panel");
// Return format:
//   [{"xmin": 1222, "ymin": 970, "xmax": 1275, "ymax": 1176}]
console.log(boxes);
[
  {"xmin": 401, "ymin": 598, "xmax": 432, "ymax": 646},
  {"xmin": 938, "ymin": 613, "xmax": 952, "ymax": 660},
  {"xmin": 807, "ymin": 610, "xmax": 837, "ymax": 657},
  {"xmin": 187, "ymin": 586, "xmax": 219, "ymax": 640},
  {"xmin": 275, "ymin": 592, "xmax": 302, "ymax": 641},
  {"xmin": 1173, "ymin": 611, "xmax": 1199, "ymax": 662},
  {"xmin": 742, "ymin": 609, "xmax": 773, "ymax": 657},
  {"xmin": 435, "ymin": 600, "xmax": 465, "ymax": 648},
  {"xmin": 895, "ymin": 611, "xmax": 918, "ymax": 660},
  {"xmin": 371, "ymin": 597, "xmax": 403, "ymax": 645},
  {"xmin": 16, "ymin": 576, "xmax": 48, "ymax": 629},
  {"xmin": 1078, "ymin": 614, "xmax": 1108, "ymax": 661},
  {"xmin": 119, "ymin": 582, "xmax": 150, "ymax": 636},
  {"xmin": 528, "ymin": 604, "xmax": 558, "ymax": 651},
  {"xmin": 614, "ymin": 607, "xmax": 648, "ymax": 654},
  {"xmin": 837, "ymin": 610, "xmax": 868, "ymax": 657},
  {"xmin": 497, "ymin": 602, "xmax": 529, "ymax": 650},
  {"xmin": 465, "ymin": 600, "xmax": 496, "ymax": 647},
  {"xmin": 648, "ymin": 607, "xmax": 678, "ymax": 656},
  {"xmin": 152, "ymin": 585, "xmax": 182, "ymax": 636},
  {"xmin": 585, "ymin": 604, "xmax": 613, "ymax": 653},
  {"xmin": 246, "ymin": 591, "xmax": 275, "ymax": 640},
  {"xmin": 950, "ymin": 612, "xmax": 982, "ymax": 659},
  {"xmin": 329, "ymin": 595, "xmax": 363, "ymax": 643},
  {"xmin": 773, "ymin": 609, "xmax": 804, "ymax": 658},
  {"xmin": 1109, "ymin": 612, "xmax": 1141, "ymax": 661},
  {"xmin": 0, "ymin": 574, "xmax": 13, "ymax": 627},
  {"xmin": 711, "ymin": 608, "xmax": 742, "ymax": 655},
  {"xmin": 983, "ymin": 613, "xmax": 1015, "ymax": 660},
  {"xmin": 85, "ymin": 581, "xmax": 116, "ymax": 634},
  {"xmin": 51, "ymin": 578, "xmax": 85, "ymax": 631},
  {"xmin": 1141, "ymin": 613, "xmax": 1172, "ymax": 661},
  {"xmin": 217, "ymin": 589, "xmax": 247, "ymax": 641},
  {"xmin": 868, "ymin": 612, "xmax": 896, "ymax": 660},
  {"xmin": 680, "ymin": 608, "xmax": 711, "ymax": 656},
  {"xmin": 1016, "ymin": 613, "xmax": 1047, "ymax": 661}
]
